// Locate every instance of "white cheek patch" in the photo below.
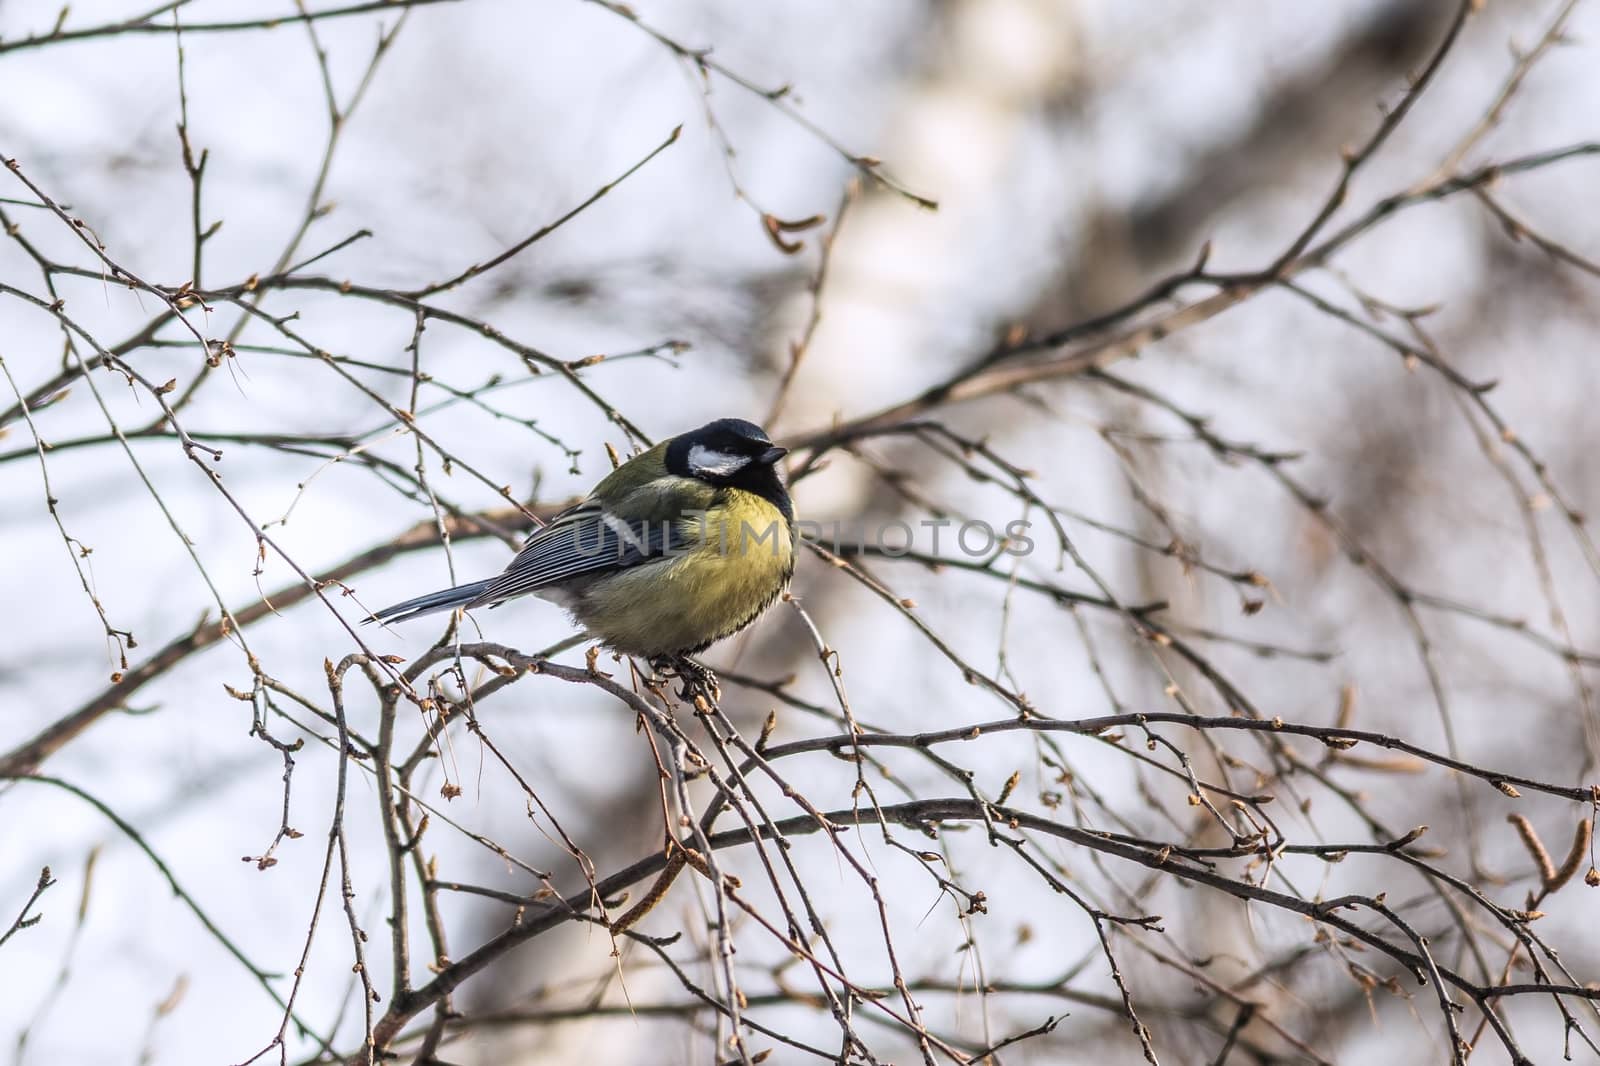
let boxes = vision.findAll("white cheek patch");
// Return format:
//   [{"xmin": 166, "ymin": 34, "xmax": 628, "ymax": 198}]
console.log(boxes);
[{"xmin": 688, "ymin": 444, "xmax": 750, "ymax": 478}]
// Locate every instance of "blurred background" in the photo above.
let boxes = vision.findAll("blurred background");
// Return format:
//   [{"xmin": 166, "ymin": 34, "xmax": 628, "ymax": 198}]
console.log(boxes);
[{"xmin": 3, "ymin": 0, "xmax": 1600, "ymax": 1062}]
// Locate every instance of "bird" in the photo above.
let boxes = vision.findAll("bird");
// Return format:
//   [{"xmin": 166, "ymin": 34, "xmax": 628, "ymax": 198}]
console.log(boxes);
[{"xmin": 366, "ymin": 418, "xmax": 795, "ymax": 694}]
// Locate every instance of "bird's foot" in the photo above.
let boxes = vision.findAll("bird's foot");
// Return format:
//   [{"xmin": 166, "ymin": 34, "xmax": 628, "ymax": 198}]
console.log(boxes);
[{"xmin": 650, "ymin": 656, "xmax": 720, "ymax": 706}]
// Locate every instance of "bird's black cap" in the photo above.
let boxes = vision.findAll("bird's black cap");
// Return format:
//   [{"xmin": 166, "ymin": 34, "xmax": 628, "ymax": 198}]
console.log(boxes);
[{"xmin": 694, "ymin": 418, "xmax": 772, "ymax": 446}]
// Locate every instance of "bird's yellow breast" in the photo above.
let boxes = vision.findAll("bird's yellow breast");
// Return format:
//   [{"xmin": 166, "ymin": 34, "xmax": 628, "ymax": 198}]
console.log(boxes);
[{"xmin": 573, "ymin": 487, "xmax": 794, "ymax": 657}]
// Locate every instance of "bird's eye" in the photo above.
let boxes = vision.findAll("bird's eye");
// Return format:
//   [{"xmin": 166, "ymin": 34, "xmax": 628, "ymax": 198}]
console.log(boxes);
[{"xmin": 687, "ymin": 444, "xmax": 750, "ymax": 478}]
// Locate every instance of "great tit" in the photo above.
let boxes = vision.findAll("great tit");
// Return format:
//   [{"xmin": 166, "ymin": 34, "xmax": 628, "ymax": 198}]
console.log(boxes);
[{"xmin": 367, "ymin": 418, "xmax": 795, "ymax": 672}]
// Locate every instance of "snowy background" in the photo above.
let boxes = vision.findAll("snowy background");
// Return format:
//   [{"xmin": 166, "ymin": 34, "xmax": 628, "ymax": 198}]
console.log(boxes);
[{"xmin": 4, "ymin": 1, "xmax": 1600, "ymax": 1062}]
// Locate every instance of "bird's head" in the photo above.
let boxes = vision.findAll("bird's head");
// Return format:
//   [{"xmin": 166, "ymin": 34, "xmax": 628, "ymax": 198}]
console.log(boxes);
[{"xmin": 666, "ymin": 418, "xmax": 788, "ymax": 485}]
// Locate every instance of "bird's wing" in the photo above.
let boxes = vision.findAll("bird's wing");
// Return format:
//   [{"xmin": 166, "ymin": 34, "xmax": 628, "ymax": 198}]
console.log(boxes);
[{"xmin": 474, "ymin": 498, "xmax": 695, "ymax": 605}]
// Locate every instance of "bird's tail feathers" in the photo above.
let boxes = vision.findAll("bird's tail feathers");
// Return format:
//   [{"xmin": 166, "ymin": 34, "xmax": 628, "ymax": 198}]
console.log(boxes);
[{"xmin": 364, "ymin": 579, "xmax": 493, "ymax": 626}]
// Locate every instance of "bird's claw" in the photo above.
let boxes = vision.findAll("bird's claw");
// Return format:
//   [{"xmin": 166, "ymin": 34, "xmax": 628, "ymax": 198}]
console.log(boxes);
[{"xmin": 652, "ymin": 656, "xmax": 720, "ymax": 705}]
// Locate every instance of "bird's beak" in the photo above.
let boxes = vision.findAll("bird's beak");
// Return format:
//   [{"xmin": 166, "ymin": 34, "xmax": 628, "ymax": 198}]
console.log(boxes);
[{"xmin": 759, "ymin": 445, "xmax": 789, "ymax": 464}]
